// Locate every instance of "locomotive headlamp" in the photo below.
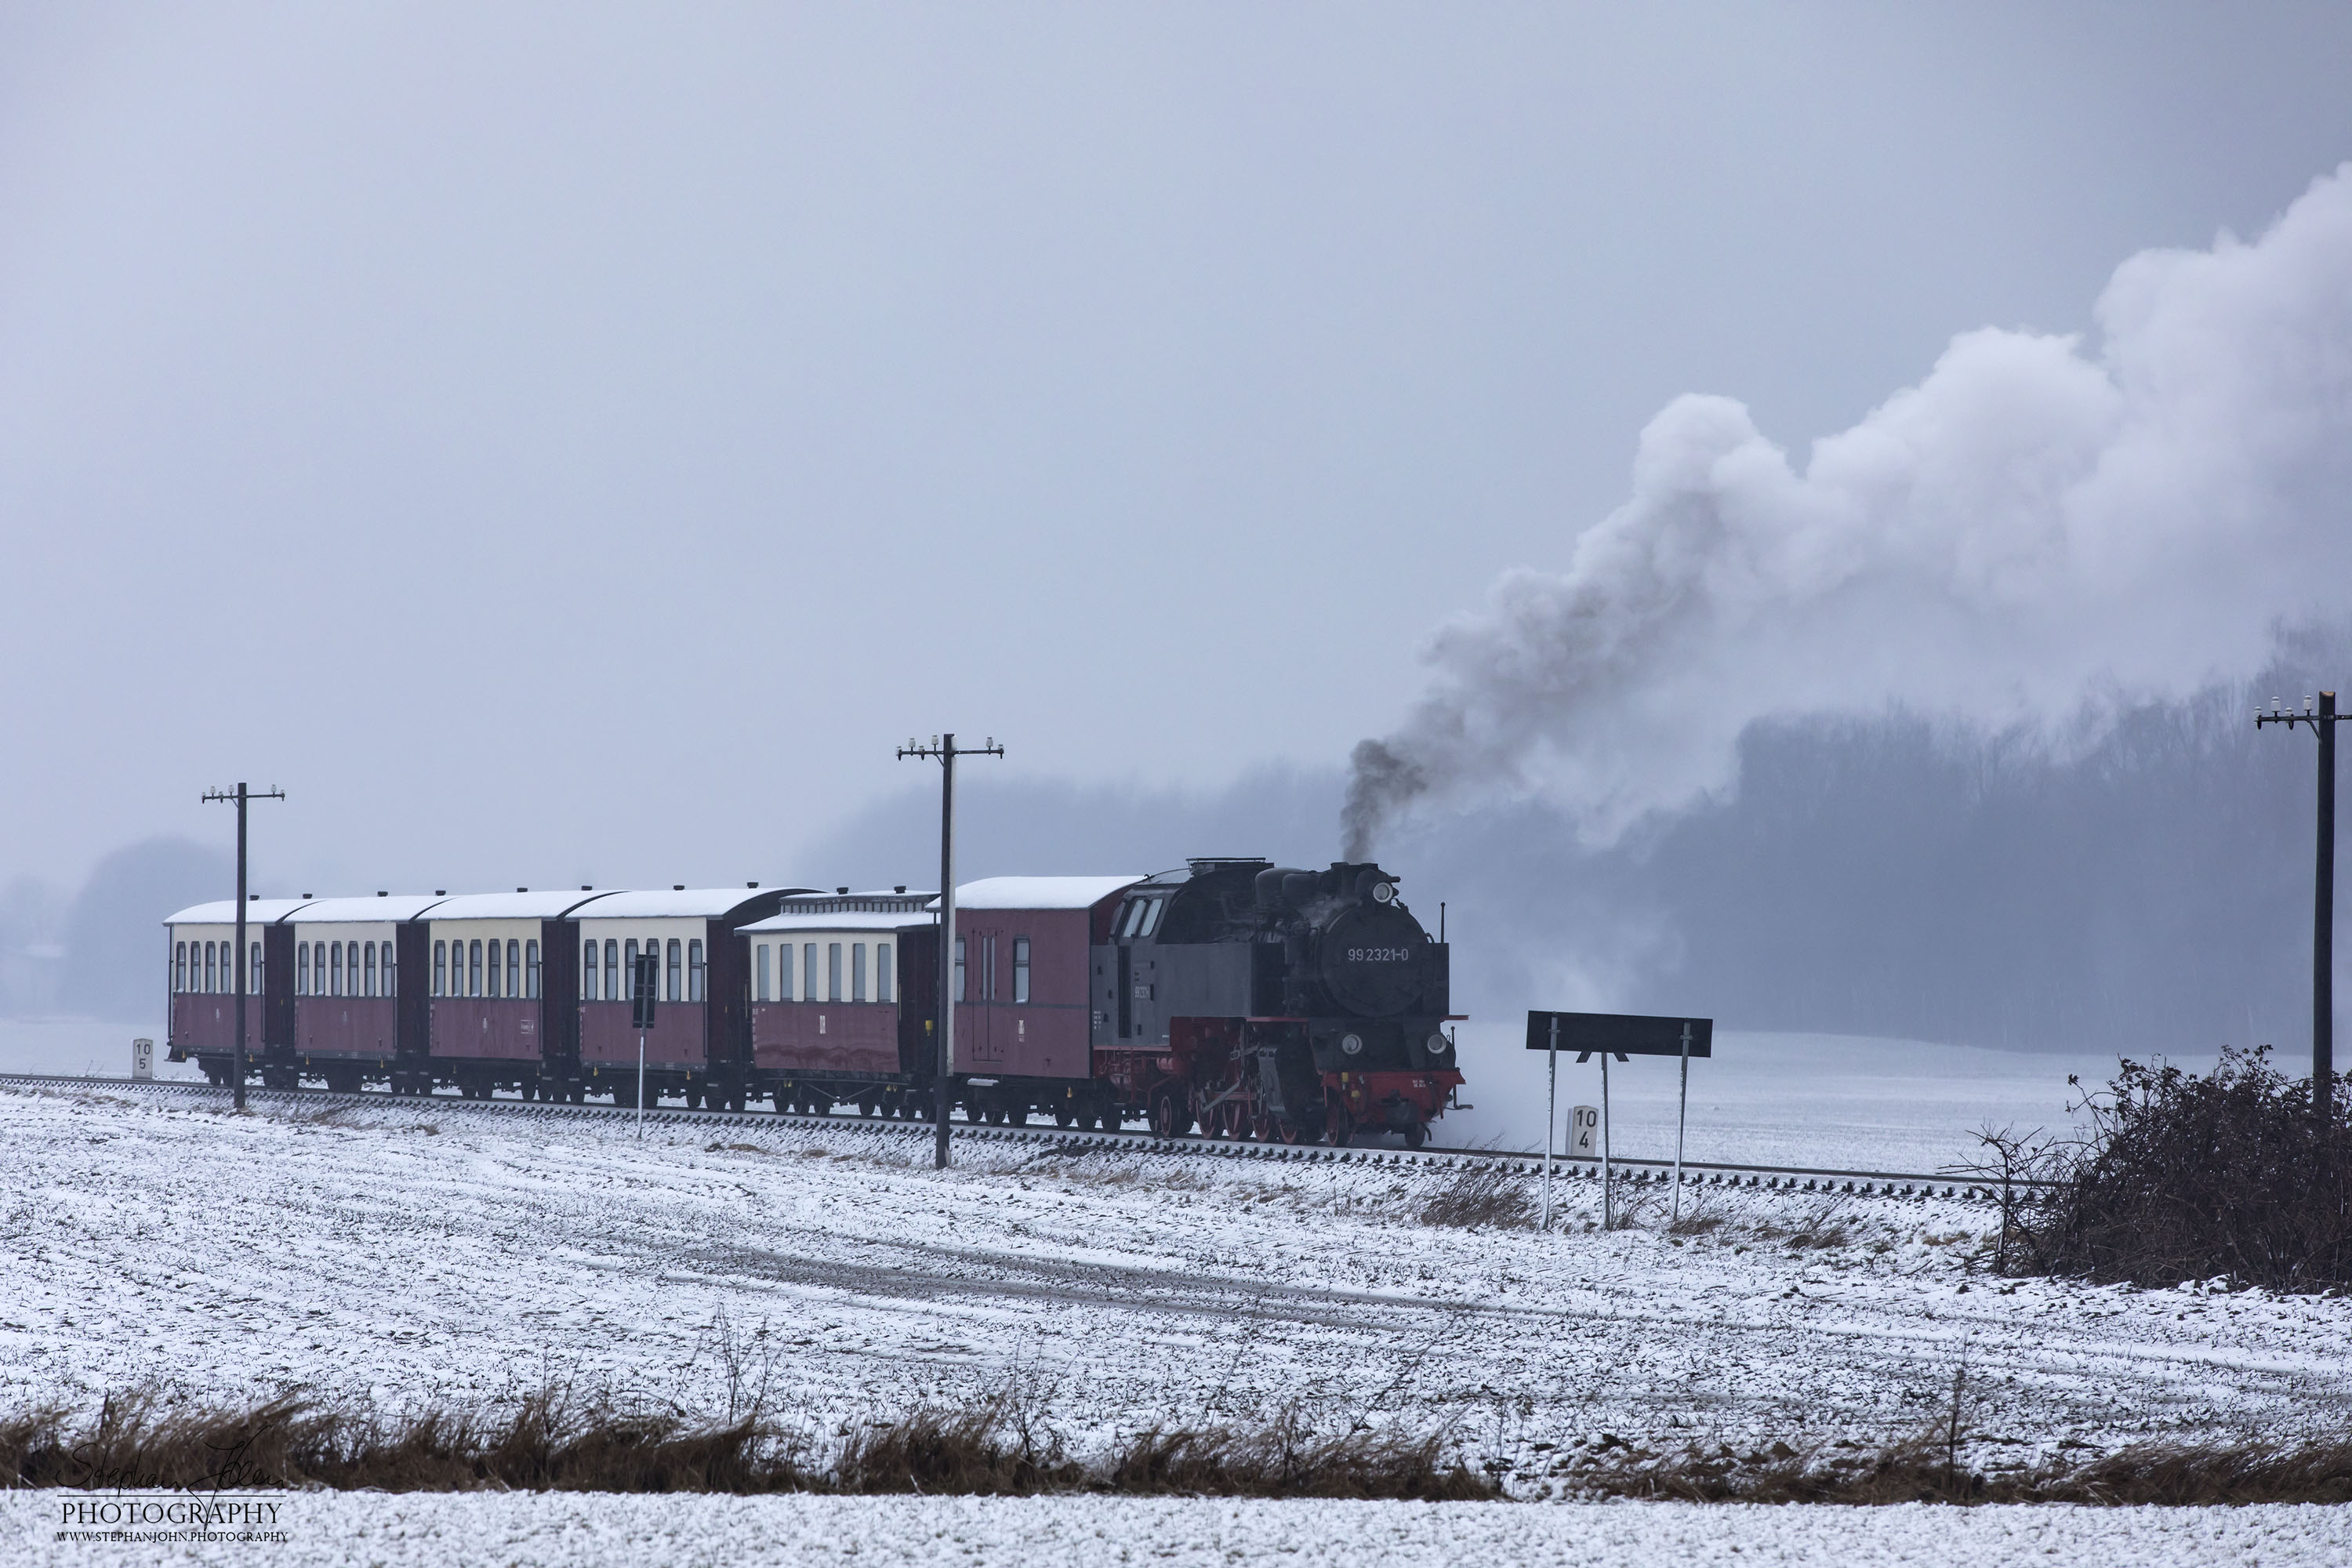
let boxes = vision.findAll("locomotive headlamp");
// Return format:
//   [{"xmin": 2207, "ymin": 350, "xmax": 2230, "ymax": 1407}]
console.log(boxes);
[
  {"xmin": 1370, "ymin": 881, "xmax": 1395, "ymax": 904},
  {"xmin": 1341, "ymin": 1033, "xmax": 1364, "ymax": 1055},
  {"xmin": 1426, "ymin": 1033, "xmax": 1450, "ymax": 1055}
]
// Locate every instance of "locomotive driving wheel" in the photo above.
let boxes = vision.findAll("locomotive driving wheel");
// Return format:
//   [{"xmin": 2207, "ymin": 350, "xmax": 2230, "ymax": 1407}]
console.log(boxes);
[{"xmin": 1148, "ymin": 1087, "xmax": 1187, "ymax": 1138}]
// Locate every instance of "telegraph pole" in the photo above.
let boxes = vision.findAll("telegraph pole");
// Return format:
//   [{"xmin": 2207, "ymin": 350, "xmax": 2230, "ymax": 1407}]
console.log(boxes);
[
  {"xmin": 898, "ymin": 734, "xmax": 1004, "ymax": 1170},
  {"xmin": 2256, "ymin": 691, "xmax": 2346, "ymax": 1115},
  {"xmin": 201, "ymin": 783, "xmax": 285, "ymax": 1112}
]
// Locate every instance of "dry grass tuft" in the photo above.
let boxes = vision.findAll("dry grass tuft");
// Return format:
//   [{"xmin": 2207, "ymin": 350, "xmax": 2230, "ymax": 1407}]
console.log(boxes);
[
  {"xmin": 1571, "ymin": 1434, "xmax": 2352, "ymax": 1505},
  {"xmin": 0, "ymin": 1385, "xmax": 803, "ymax": 1495},
  {"xmin": 1110, "ymin": 1412, "xmax": 1494, "ymax": 1500},
  {"xmin": 1417, "ymin": 1162, "xmax": 1535, "ymax": 1230},
  {"xmin": 834, "ymin": 1393, "xmax": 1080, "ymax": 1495},
  {"xmin": 0, "ymin": 1385, "xmax": 1490, "ymax": 1501}
]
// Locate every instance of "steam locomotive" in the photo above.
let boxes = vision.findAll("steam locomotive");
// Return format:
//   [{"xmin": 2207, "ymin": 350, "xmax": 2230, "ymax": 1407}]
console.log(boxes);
[{"xmin": 1090, "ymin": 858, "xmax": 1461, "ymax": 1145}]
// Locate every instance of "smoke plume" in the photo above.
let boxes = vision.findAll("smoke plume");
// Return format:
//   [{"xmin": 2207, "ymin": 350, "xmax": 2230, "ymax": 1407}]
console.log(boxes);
[{"xmin": 1344, "ymin": 165, "xmax": 2352, "ymax": 859}]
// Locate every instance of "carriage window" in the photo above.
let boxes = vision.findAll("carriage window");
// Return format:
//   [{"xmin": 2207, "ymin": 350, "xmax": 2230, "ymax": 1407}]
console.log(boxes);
[
  {"xmin": 433, "ymin": 941, "xmax": 446, "ymax": 996},
  {"xmin": 804, "ymin": 942, "xmax": 817, "ymax": 1003},
  {"xmin": 582, "ymin": 940, "xmax": 597, "ymax": 1000},
  {"xmin": 953, "ymin": 937, "xmax": 966, "ymax": 1002},
  {"xmin": 364, "ymin": 943, "xmax": 376, "ymax": 997},
  {"xmin": 486, "ymin": 938, "xmax": 501, "ymax": 999},
  {"xmin": 1135, "ymin": 900, "xmax": 1163, "ymax": 938},
  {"xmin": 1013, "ymin": 937, "xmax": 1030, "ymax": 1004},
  {"xmin": 199, "ymin": 942, "xmax": 211, "ymax": 993},
  {"xmin": 667, "ymin": 938, "xmax": 682, "ymax": 1003},
  {"xmin": 468, "ymin": 938, "xmax": 483, "ymax": 997},
  {"xmin": 506, "ymin": 940, "xmax": 520, "ymax": 999},
  {"xmin": 383, "ymin": 941, "xmax": 395, "ymax": 996},
  {"xmin": 851, "ymin": 943, "xmax": 866, "ymax": 1002},
  {"xmin": 822, "ymin": 942, "xmax": 838, "ymax": 1003},
  {"xmin": 688, "ymin": 939, "xmax": 704, "ymax": 1003},
  {"xmin": 877, "ymin": 943, "xmax": 893, "ymax": 1003},
  {"xmin": 755, "ymin": 943, "xmax": 769, "ymax": 1002},
  {"xmin": 296, "ymin": 943, "xmax": 309, "ymax": 996},
  {"xmin": 252, "ymin": 942, "xmax": 263, "ymax": 994},
  {"xmin": 174, "ymin": 942, "xmax": 186, "ymax": 993},
  {"xmin": 525, "ymin": 940, "xmax": 539, "ymax": 1000},
  {"xmin": 604, "ymin": 938, "xmax": 619, "ymax": 1002},
  {"xmin": 327, "ymin": 942, "xmax": 340, "ymax": 996}
]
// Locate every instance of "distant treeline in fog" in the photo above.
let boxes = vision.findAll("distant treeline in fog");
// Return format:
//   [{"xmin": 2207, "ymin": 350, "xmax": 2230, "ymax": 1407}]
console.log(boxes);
[{"xmin": 17, "ymin": 648, "xmax": 2346, "ymax": 1059}]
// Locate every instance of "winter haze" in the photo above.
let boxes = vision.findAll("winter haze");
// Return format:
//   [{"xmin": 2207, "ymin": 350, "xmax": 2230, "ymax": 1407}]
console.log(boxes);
[{"xmin": 6, "ymin": 5, "xmax": 2352, "ymax": 1083}]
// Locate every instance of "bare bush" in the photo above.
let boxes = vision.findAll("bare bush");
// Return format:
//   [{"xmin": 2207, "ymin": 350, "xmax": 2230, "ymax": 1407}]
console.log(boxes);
[{"xmin": 1980, "ymin": 1047, "xmax": 2352, "ymax": 1291}]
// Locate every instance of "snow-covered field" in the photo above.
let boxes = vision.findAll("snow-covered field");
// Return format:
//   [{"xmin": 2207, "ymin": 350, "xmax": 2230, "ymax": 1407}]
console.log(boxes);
[
  {"xmin": 1445, "ymin": 1026, "xmax": 2217, "ymax": 1171},
  {"xmin": 5, "ymin": 1076, "xmax": 2345, "ymax": 1564},
  {"xmin": 14, "ymin": 1492, "xmax": 2351, "ymax": 1567},
  {"xmin": 0, "ymin": 1018, "xmax": 198, "ymax": 1083}
]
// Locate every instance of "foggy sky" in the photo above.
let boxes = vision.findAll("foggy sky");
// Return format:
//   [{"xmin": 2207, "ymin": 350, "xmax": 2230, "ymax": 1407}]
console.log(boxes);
[{"xmin": 8, "ymin": 5, "xmax": 2352, "ymax": 1044}]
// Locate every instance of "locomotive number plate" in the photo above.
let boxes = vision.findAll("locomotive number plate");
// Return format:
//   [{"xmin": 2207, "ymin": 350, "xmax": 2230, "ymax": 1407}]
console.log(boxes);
[{"xmin": 1347, "ymin": 947, "xmax": 1413, "ymax": 963}]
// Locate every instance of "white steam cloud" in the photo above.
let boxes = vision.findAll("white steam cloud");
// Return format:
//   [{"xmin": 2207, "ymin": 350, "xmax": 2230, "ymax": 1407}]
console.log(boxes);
[{"xmin": 1345, "ymin": 165, "xmax": 2352, "ymax": 859}]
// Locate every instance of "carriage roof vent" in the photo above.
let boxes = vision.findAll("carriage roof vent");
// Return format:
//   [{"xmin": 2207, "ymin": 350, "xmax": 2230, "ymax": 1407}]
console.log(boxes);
[
  {"xmin": 895, "ymin": 885, "xmax": 906, "ymax": 894},
  {"xmin": 517, "ymin": 887, "xmax": 528, "ymax": 893},
  {"xmin": 376, "ymin": 891, "xmax": 387, "ymax": 897},
  {"xmin": 747, "ymin": 881, "xmax": 758, "ymax": 888},
  {"xmin": 837, "ymin": 886, "xmax": 850, "ymax": 895},
  {"xmin": 673, "ymin": 884, "xmax": 684, "ymax": 891}
]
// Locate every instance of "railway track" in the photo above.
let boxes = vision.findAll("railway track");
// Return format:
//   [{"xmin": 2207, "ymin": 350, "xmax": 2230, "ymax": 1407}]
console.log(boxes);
[{"xmin": 0, "ymin": 1072, "xmax": 2023, "ymax": 1202}]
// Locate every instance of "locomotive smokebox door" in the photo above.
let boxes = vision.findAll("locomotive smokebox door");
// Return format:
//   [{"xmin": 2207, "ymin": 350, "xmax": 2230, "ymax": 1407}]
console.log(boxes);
[{"xmin": 1318, "ymin": 900, "xmax": 1428, "ymax": 1015}]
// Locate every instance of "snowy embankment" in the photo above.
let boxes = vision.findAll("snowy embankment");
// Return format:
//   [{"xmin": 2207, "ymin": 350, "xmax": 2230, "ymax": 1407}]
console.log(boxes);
[
  {"xmin": 5, "ymin": 1080, "xmax": 2345, "ymax": 1473},
  {"xmin": 13, "ymin": 1492, "xmax": 2351, "ymax": 1568}
]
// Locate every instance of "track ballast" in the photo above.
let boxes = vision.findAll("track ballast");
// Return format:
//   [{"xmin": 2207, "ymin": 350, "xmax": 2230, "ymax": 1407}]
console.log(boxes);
[{"xmin": 0, "ymin": 1072, "xmax": 2025, "ymax": 1202}]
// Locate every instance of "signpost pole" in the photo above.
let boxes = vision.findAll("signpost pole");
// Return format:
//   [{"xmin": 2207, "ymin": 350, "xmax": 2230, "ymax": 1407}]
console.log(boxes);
[
  {"xmin": 1543, "ymin": 1014, "xmax": 1558, "ymax": 1232},
  {"xmin": 1672, "ymin": 1019, "xmax": 1691, "ymax": 1224},
  {"xmin": 1600, "ymin": 1047, "xmax": 1613, "ymax": 1231}
]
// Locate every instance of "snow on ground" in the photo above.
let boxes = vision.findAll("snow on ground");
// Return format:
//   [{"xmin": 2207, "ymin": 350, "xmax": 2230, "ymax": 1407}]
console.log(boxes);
[
  {"xmin": 14, "ymin": 1493, "xmax": 2352, "ymax": 1568},
  {"xmin": 3, "ymin": 1079, "xmax": 2346, "ymax": 1480}
]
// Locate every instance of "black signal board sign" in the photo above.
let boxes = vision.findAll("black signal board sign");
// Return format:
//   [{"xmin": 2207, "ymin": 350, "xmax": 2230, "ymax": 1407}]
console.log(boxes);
[{"xmin": 1524, "ymin": 1010, "xmax": 1713, "ymax": 1058}]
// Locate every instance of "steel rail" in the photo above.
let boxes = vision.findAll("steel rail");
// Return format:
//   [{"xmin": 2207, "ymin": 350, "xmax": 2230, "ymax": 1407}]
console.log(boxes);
[{"xmin": 0, "ymin": 1073, "xmax": 2021, "ymax": 1200}]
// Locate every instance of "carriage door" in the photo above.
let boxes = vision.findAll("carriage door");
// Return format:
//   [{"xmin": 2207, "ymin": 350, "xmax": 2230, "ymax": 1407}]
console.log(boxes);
[{"xmin": 970, "ymin": 928, "xmax": 1002, "ymax": 1064}]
